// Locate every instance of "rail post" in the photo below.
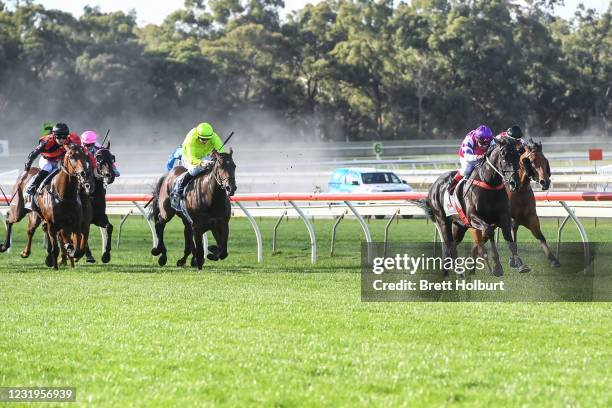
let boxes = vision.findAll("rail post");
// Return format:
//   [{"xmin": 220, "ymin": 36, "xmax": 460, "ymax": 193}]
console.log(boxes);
[
  {"xmin": 116, "ymin": 210, "xmax": 133, "ymax": 249},
  {"xmin": 132, "ymin": 201, "xmax": 157, "ymax": 248},
  {"xmin": 272, "ymin": 210, "xmax": 287, "ymax": 253},
  {"xmin": 289, "ymin": 201, "xmax": 317, "ymax": 264},
  {"xmin": 330, "ymin": 210, "xmax": 347, "ymax": 256},
  {"xmin": 383, "ymin": 209, "xmax": 400, "ymax": 257},
  {"xmin": 235, "ymin": 202, "xmax": 263, "ymax": 263},
  {"xmin": 345, "ymin": 201, "xmax": 372, "ymax": 262},
  {"xmin": 558, "ymin": 201, "xmax": 590, "ymax": 270}
]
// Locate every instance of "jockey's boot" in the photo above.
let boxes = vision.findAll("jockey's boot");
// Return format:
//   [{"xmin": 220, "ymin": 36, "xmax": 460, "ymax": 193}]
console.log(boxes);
[
  {"xmin": 171, "ymin": 173, "xmax": 194, "ymax": 210},
  {"xmin": 447, "ymin": 172, "xmax": 463, "ymax": 195},
  {"xmin": 25, "ymin": 170, "xmax": 49, "ymax": 210}
]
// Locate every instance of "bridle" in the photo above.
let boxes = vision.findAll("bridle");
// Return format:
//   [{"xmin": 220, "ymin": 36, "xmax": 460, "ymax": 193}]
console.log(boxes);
[
  {"xmin": 58, "ymin": 147, "xmax": 91, "ymax": 194},
  {"xmin": 482, "ymin": 144, "xmax": 518, "ymax": 187},
  {"xmin": 211, "ymin": 156, "xmax": 235, "ymax": 195},
  {"xmin": 94, "ymin": 148, "xmax": 115, "ymax": 185}
]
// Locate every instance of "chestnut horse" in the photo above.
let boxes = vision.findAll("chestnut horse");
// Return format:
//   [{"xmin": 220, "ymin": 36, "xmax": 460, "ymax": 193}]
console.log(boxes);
[
  {"xmin": 470, "ymin": 139, "xmax": 559, "ymax": 268},
  {"xmin": 415, "ymin": 139, "xmax": 529, "ymax": 277},
  {"xmin": 151, "ymin": 150, "xmax": 237, "ymax": 270},
  {"xmin": 0, "ymin": 145, "xmax": 93, "ymax": 268}
]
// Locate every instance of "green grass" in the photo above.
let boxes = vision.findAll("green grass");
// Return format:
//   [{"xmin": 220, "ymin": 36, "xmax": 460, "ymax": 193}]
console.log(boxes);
[{"xmin": 0, "ymin": 216, "xmax": 611, "ymax": 407}]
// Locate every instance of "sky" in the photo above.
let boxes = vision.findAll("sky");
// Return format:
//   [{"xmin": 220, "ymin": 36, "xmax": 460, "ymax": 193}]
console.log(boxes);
[{"xmin": 34, "ymin": 0, "xmax": 610, "ymax": 25}]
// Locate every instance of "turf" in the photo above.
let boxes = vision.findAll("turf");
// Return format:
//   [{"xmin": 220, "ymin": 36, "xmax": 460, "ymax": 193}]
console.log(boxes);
[{"xmin": 0, "ymin": 216, "xmax": 611, "ymax": 407}]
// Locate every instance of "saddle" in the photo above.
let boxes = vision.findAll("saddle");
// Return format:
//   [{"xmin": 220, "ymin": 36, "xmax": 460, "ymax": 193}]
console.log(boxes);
[
  {"xmin": 443, "ymin": 178, "xmax": 470, "ymax": 226},
  {"xmin": 171, "ymin": 166, "xmax": 214, "ymax": 223},
  {"xmin": 24, "ymin": 169, "xmax": 60, "ymax": 212}
]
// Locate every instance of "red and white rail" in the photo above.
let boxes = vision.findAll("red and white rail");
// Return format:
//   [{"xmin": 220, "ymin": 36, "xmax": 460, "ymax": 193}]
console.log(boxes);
[{"xmin": 3, "ymin": 192, "xmax": 611, "ymax": 264}]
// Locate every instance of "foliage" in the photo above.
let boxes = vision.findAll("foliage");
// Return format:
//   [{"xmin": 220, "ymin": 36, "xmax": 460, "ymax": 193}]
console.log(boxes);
[{"xmin": 0, "ymin": 0, "xmax": 610, "ymax": 141}]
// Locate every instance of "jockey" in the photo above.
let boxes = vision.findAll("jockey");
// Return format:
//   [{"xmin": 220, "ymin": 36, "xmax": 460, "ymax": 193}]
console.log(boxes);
[
  {"xmin": 81, "ymin": 130, "xmax": 120, "ymax": 177},
  {"xmin": 448, "ymin": 125, "xmax": 494, "ymax": 193},
  {"xmin": 166, "ymin": 146, "xmax": 183, "ymax": 171},
  {"xmin": 171, "ymin": 122, "xmax": 225, "ymax": 208},
  {"xmin": 24, "ymin": 123, "xmax": 81, "ymax": 197},
  {"xmin": 495, "ymin": 125, "xmax": 525, "ymax": 151}
]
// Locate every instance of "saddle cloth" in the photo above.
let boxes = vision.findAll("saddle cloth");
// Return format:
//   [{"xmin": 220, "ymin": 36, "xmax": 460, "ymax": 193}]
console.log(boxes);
[{"xmin": 443, "ymin": 178, "xmax": 470, "ymax": 225}]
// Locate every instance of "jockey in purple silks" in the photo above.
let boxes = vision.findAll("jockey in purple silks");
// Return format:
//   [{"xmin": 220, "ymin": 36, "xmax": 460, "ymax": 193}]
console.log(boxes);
[{"xmin": 448, "ymin": 125, "xmax": 494, "ymax": 194}]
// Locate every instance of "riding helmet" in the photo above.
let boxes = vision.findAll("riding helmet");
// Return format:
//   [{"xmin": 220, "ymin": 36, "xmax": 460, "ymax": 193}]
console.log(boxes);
[
  {"xmin": 507, "ymin": 125, "xmax": 523, "ymax": 139},
  {"xmin": 52, "ymin": 123, "xmax": 70, "ymax": 137},
  {"xmin": 41, "ymin": 122, "xmax": 54, "ymax": 136},
  {"xmin": 196, "ymin": 122, "xmax": 214, "ymax": 140},
  {"xmin": 475, "ymin": 125, "xmax": 493, "ymax": 142}
]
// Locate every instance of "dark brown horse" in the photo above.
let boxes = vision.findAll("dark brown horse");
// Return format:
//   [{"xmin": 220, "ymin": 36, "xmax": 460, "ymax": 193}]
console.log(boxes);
[
  {"xmin": 415, "ymin": 139, "xmax": 529, "ymax": 277},
  {"xmin": 151, "ymin": 150, "xmax": 237, "ymax": 270},
  {"xmin": 83, "ymin": 143, "xmax": 116, "ymax": 263},
  {"xmin": 470, "ymin": 139, "xmax": 559, "ymax": 267}
]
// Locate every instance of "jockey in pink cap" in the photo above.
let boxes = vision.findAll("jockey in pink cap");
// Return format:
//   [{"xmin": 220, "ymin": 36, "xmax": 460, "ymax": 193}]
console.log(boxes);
[
  {"xmin": 81, "ymin": 130, "xmax": 120, "ymax": 177},
  {"xmin": 448, "ymin": 125, "xmax": 494, "ymax": 194}
]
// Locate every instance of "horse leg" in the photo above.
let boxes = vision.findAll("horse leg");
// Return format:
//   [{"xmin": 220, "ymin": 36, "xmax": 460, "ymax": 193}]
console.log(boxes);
[
  {"xmin": 436, "ymin": 219, "xmax": 454, "ymax": 277},
  {"xmin": 58, "ymin": 228, "xmax": 77, "ymax": 267},
  {"xmin": 48, "ymin": 226, "xmax": 60, "ymax": 270},
  {"xmin": 210, "ymin": 222, "xmax": 229, "ymax": 261},
  {"xmin": 500, "ymin": 217, "xmax": 530, "ymax": 273},
  {"xmin": 470, "ymin": 229, "xmax": 490, "ymax": 275},
  {"xmin": 176, "ymin": 218, "xmax": 193, "ymax": 267},
  {"xmin": 0, "ymin": 203, "xmax": 26, "ymax": 252},
  {"xmin": 20, "ymin": 213, "xmax": 42, "ymax": 258},
  {"xmin": 192, "ymin": 225, "xmax": 205, "ymax": 270},
  {"xmin": 470, "ymin": 214, "xmax": 503, "ymax": 277},
  {"xmin": 151, "ymin": 218, "xmax": 169, "ymax": 266},
  {"xmin": 527, "ymin": 215, "xmax": 560, "ymax": 267},
  {"xmin": 101, "ymin": 219, "xmax": 113, "ymax": 264},
  {"xmin": 451, "ymin": 223, "xmax": 468, "ymax": 277},
  {"xmin": 508, "ymin": 222, "xmax": 520, "ymax": 268}
]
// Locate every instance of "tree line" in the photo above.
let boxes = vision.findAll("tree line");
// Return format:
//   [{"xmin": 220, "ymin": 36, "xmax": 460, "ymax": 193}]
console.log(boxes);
[{"xmin": 0, "ymin": 0, "xmax": 610, "ymax": 144}]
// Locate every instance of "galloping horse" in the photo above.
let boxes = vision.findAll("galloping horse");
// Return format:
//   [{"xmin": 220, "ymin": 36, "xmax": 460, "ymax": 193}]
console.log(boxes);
[
  {"xmin": 83, "ymin": 143, "xmax": 116, "ymax": 263},
  {"xmin": 415, "ymin": 138, "xmax": 528, "ymax": 276},
  {"xmin": 0, "ymin": 144, "xmax": 92, "ymax": 268},
  {"xmin": 151, "ymin": 150, "xmax": 237, "ymax": 270},
  {"xmin": 470, "ymin": 139, "xmax": 559, "ymax": 267}
]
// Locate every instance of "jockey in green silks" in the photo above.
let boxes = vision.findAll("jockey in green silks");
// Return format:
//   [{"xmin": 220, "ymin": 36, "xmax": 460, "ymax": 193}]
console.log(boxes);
[{"xmin": 170, "ymin": 122, "xmax": 225, "ymax": 208}]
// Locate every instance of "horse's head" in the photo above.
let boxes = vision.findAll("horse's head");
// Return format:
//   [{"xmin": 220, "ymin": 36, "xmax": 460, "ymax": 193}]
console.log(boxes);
[
  {"xmin": 64, "ymin": 143, "xmax": 93, "ymax": 194},
  {"xmin": 211, "ymin": 148, "xmax": 237, "ymax": 196},
  {"xmin": 487, "ymin": 138, "xmax": 520, "ymax": 192},
  {"xmin": 522, "ymin": 139, "xmax": 551, "ymax": 190},
  {"xmin": 95, "ymin": 141, "xmax": 116, "ymax": 185}
]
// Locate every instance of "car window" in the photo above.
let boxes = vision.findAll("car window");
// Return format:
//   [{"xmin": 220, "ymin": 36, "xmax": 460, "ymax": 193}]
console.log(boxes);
[
  {"xmin": 346, "ymin": 172, "xmax": 356, "ymax": 184},
  {"xmin": 361, "ymin": 172, "xmax": 401, "ymax": 184}
]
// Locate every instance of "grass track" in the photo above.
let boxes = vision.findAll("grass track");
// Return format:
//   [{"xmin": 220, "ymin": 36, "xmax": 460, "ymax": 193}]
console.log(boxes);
[{"xmin": 0, "ymin": 216, "xmax": 611, "ymax": 407}]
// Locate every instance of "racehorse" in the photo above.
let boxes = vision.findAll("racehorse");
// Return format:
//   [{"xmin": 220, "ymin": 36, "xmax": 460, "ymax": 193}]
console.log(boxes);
[
  {"xmin": 1, "ymin": 145, "xmax": 114, "ymax": 265},
  {"xmin": 0, "ymin": 144, "xmax": 92, "ymax": 268},
  {"xmin": 415, "ymin": 138, "xmax": 529, "ymax": 277},
  {"xmin": 469, "ymin": 139, "xmax": 559, "ymax": 267},
  {"xmin": 151, "ymin": 149, "xmax": 237, "ymax": 270},
  {"xmin": 82, "ymin": 143, "xmax": 116, "ymax": 263}
]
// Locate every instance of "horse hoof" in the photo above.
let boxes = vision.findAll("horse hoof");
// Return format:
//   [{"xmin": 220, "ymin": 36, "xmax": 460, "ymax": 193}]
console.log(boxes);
[
  {"xmin": 101, "ymin": 253, "xmax": 111, "ymax": 264},
  {"xmin": 190, "ymin": 257, "xmax": 197, "ymax": 267},
  {"xmin": 176, "ymin": 258, "xmax": 186, "ymax": 267},
  {"xmin": 550, "ymin": 260, "xmax": 561, "ymax": 268},
  {"xmin": 492, "ymin": 265, "xmax": 504, "ymax": 277},
  {"xmin": 45, "ymin": 256, "xmax": 54, "ymax": 268},
  {"xmin": 86, "ymin": 257, "xmax": 96, "ymax": 264},
  {"xmin": 158, "ymin": 254, "xmax": 167, "ymax": 266},
  {"xmin": 219, "ymin": 252, "xmax": 228, "ymax": 260},
  {"xmin": 207, "ymin": 253, "xmax": 219, "ymax": 261},
  {"xmin": 518, "ymin": 265, "xmax": 531, "ymax": 273},
  {"xmin": 20, "ymin": 251, "xmax": 30, "ymax": 258},
  {"xmin": 151, "ymin": 247, "xmax": 162, "ymax": 256},
  {"xmin": 208, "ymin": 245, "xmax": 219, "ymax": 253},
  {"xmin": 0, "ymin": 244, "xmax": 7, "ymax": 253},
  {"xmin": 509, "ymin": 257, "xmax": 519, "ymax": 268}
]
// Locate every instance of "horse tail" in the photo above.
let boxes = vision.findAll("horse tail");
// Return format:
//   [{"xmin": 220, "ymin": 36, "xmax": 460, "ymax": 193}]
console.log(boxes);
[
  {"xmin": 150, "ymin": 175, "xmax": 166, "ymax": 223},
  {"xmin": 411, "ymin": 198, "xmax": 434, "ymax": 221}
]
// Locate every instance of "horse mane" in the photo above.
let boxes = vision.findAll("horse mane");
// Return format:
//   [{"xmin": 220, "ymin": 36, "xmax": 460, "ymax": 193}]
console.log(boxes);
[{"xmin": 525, "ymin": 138, "xmax": 542, "ymax": 152}]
